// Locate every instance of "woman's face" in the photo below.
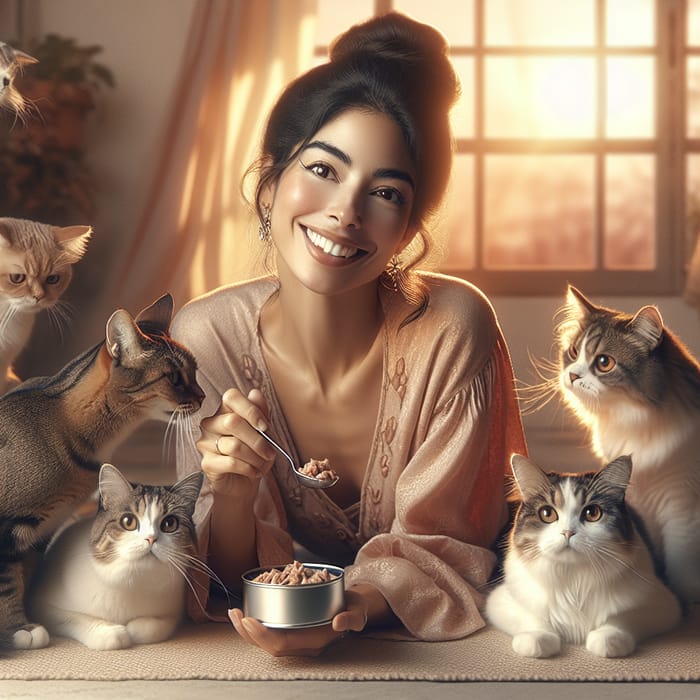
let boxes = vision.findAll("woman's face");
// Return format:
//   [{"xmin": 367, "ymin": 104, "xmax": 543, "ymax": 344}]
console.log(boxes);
[{"xmin": 268, "ymin": 109, "xmax": 416, "ymax": 296}]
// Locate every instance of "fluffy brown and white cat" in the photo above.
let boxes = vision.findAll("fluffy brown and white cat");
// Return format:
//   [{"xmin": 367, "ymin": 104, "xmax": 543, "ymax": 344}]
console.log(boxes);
[
  {"xmin": 0, "ymin": 217, "xmax": 92, "ymax": 394},
  {"xmin": 486, "ymin": 454, "xmax": 681, "ymax": 658},
  {"xmin": 28, "ymin": 465, "xmax": 205, "ymax": 650},
  {"xmin": 549, "ymin": 286, "xmax": 700, "ymax": 604},
  {"xmin": 0, "ymin": 42, "xmax": 37, "ymax": 120},
  {"xmin": 0, "ymin": 293, "xmax": 204, "ymax": 650}
]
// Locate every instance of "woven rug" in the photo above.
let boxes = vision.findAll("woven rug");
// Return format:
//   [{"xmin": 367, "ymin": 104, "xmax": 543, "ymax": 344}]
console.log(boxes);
[{"xmin": 1, "ymin": 606, "xmax": 698, "ymax": 682}]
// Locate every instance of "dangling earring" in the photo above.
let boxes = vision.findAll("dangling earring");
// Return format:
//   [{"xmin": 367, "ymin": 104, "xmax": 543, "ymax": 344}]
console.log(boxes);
[
  {"xmin": 385, "ymin": 254, "xmax": 403, "ymax": 292},
  {"xmin": 258, "ymin": 205, "xmax": 271, "ymax": 241}
]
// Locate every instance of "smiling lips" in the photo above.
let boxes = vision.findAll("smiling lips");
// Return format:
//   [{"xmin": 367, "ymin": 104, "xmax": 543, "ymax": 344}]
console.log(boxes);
[{"xmin": 304, "ymin": 227, "xmax": 362, "ymax": 260}]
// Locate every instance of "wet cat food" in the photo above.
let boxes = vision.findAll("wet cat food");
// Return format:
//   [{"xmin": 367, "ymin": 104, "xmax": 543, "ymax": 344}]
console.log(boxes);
[
  {"xmin": 298, "ymin": 457, "xmax": 338, "ymax": 482},
  {"xmin": 251, "ymin": 560, "xmax": 337, "ymax": 585}
]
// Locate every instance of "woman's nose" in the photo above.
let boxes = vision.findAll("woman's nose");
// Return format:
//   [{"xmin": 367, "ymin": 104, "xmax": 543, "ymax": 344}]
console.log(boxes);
[{"xmin": 329, "ymin": 189, "xmax": 363, "ymax": 228}]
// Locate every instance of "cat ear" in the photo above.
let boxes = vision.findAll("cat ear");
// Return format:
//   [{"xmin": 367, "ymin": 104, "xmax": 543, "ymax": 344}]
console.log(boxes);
[
  {"xmin": 53, "ymin": 225, "xmax": 92, "ymax": 264},
  {"xmin": 13, "ymin": 49, "xmax": 38, "ymax": 67},
  {"xmin": 628, "ymin": 306, "xmax": 663, "ymax": 350},
  {"xmin": 98, "ymin": 463, "xmax": 133, "ymax": 508},
  {"xmin": 134, "ymin": 293, "xmax": 174, "ymax": 334},
  {"xmin": 105, "ymin": 308, "xmax": 149, "ymax": 366},
  {"xmin": 595, "ymin": 455, "xmax": 633, "ymax": 493},
  {"xmin": 566, "ymin": 285, "xmax": 598, "ymax": 317},
  {"xmin": 171, "ymin": 471, "xmax": 204, "ymax": 513},
  {"xmin": 510, "ymin": 453, "xmax": 551, "ymax": 500}
]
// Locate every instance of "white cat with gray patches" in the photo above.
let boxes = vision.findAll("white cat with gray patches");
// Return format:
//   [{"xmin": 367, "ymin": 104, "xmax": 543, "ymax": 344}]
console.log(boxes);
[
  {"xmin": 486, "ymin": 454, "xmax": 681, "ymax": 658},
  {"xmin": 555, "ymin": 286, "xmax": 700, "ymax": 604},
  {"xmin": 0, "ymin": 217, "xmax": 92, "ymax": 394},
  {"xmin": 28, "ymin": 465, "xmax": 204, "ymax": 651}
]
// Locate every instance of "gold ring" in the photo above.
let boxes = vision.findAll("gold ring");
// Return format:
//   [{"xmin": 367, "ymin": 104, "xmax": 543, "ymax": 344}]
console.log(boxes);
[{"xmin": 215, "ymin": 437, "xmax": 224, "ymax": 456}]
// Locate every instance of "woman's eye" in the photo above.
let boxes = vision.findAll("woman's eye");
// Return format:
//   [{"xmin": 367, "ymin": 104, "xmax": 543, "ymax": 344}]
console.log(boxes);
[
  {"xmin": 46, "ymin": 274, "xmax": 60, "ymax": 285},
  {"xmin": 583, "ymin": 504, "xmax": 602, "ymax": 522},
  {"xmin": 161, "ymin": 515, "xmax": 178, "ymax": 533},
  {"xmin": 301, "ymin": 160, "xmax": 334, "ymax": 180},
  {"xmin": 595, "ymin": 354, "xmax": 616, "ymax": 373},
  {"xmin": 568, "ymin": 344, "xmax": 578, "ymax": 360},
  {"xmin": 9, "ymin": 273, "xmax": 25, "ymax": 285},
  {"xmin": 373, "ymin": 187, "xmax": 405, "ymax": 205},
  {"xmin": 120, "ymin": 513, "xmax": 138, "ymax": 531},
  {"xmin": 538, "ymin": 506, "xmax": 558, "ymax": 524}
]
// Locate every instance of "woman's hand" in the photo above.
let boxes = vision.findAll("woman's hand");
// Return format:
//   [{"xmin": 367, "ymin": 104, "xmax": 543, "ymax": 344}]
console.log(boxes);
[
  {"xmin": 228, "ymin": 588, "xmax": 371, "ymax": 657},
  {"xmin": 197, "ymin": 387, "xmax": 276, "ymax": 497}
]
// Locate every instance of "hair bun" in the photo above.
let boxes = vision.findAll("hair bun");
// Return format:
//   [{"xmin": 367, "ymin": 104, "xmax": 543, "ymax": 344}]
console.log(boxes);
[{"xmin": 329, "ymin": 12, "xmax": 459, "ymax": 109}]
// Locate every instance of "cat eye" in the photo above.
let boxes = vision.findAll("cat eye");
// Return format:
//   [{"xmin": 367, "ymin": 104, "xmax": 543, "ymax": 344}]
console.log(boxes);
[
  {"xmin": 2, "ymin": 77, "xmax": 9, "ymax": 87},
  {"xmin": 538, "ymin": 506, "xmax": 559, "ymax": 523},
  {"xmin": 160, "ymin": 515, "xmax": 179, "ymax": 533},
  {"xmin": 583, "ymin": 504, "xmax": 603, "ymax": 522},
  {"xmin": 167, "ymin": 371, "xmax": 183, "ymax": 387},
  {"xmin": 9, "ymin": 273, "xmax": 25, "ymax": 285},
  {"xmin": 120, "ymin": 513, "xmax": 139, "ymax": 531},
  {"xmin": 45, "ymin": 274, "xmax": 60, "ymax": 285},
  {"xmin": 594, "ymin": 354, "xmax": 616, "ymax": 373}
]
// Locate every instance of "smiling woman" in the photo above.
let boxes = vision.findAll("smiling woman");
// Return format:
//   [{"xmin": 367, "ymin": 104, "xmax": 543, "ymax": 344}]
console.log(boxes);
[{"xmin": 170, "ymin": 11, "xmax": 527, "ymax": 657}]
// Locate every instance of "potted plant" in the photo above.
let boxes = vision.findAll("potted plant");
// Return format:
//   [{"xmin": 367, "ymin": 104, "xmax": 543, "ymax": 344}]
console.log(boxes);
[{"xmin": 0, "ymin": 33, "xmax": 114, "ymax": 224}]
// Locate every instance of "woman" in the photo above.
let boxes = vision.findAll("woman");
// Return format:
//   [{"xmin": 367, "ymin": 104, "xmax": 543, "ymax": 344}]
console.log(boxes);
[{"xmin": 172, "ymin": 11, "xmax": 527, "ymax": 657}]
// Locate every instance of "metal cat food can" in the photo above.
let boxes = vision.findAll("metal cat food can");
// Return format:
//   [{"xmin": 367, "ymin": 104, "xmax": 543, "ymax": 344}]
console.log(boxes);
[{"xmin": 242, "ymin": 562, "xmax": 345, "ymax": 629}]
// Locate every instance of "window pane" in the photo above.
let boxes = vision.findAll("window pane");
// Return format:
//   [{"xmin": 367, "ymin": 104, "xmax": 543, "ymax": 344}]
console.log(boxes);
[
  {"xmin": 451, "ymin": 57, "xmax": 474, "ymax": 140},
  {"xmin": 485, "ymin": 57, "xmax": 596, "ymax": 139},
  {"xmin": 688, "ymin": 58, "xmax": 700, "ymax": 138},
  {"xmin": 484, "ymin": 155, "xmax": 595, "ymax": 269},
  {"xmin": 606, "ymin": 57, "xmax": 655, "ymax": 138},
  {"xmin": 604, "ymin": 156, "xmax": 655, "ymax": 269},
  {"xmin": 486, "ymin": 0, "xmax": 594, "ymax": 46},
  {"xmin": 395, "ymin": 0, "xmax": 474, "ymax": 45},
  {"xmin": 689, "ymin": 0, "xmax": 700, "ymax": 46},
  {"xmin": 606, "ymin": 0, "xmax": 654, "ymax": 46},
  {"xmin": 441, "ymin": 155, "xmax": 475, "ymax": 270},
  {"xmin": 315, "ymin": 0, "xmax": 373, "ymax": 44}
]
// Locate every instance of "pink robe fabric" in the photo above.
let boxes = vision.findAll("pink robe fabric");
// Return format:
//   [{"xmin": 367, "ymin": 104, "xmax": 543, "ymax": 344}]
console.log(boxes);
[{"xmin": 171, "ymin": 272, "xmax": 527, "ymax": 640}]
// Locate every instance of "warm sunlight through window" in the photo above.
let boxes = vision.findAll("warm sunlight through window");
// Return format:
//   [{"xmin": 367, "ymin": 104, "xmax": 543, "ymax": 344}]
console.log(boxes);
[{"xmin": 315, "ymin": 0, "xmax": 688, "ymax": 296}]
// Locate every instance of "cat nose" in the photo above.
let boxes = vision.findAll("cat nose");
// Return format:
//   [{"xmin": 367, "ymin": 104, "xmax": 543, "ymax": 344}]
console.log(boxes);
[
  {"xmin": 562, "ymin": 529, "xmax": 575, "ymax": 542},
  {"xmin": 145, "ymin": 535, "xmax": 156, "ymax": 546},
  {"xmin": 568, "ymin": 372, "xmax": 580, "ymax": 385}
]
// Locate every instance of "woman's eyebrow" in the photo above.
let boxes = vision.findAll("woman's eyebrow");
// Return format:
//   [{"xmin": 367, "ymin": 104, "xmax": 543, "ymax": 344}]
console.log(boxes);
[{"xmin": 303, "ymin": 140, "xmax": 415, "ymax": 189}]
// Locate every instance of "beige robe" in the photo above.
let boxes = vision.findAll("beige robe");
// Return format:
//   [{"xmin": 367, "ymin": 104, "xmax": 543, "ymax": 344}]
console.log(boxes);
[{"xmin": 171, "ymin": 272, "xmax": 527, "ymax": 640}]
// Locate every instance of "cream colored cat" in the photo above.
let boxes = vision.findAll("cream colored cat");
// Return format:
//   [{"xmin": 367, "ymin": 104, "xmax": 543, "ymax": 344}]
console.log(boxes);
[{"xmin": 0, "ymin": 217, "xmax": 92, "ymax": 394}]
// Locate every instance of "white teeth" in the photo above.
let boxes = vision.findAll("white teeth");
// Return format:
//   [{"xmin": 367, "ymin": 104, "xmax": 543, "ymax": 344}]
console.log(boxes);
[{"xmin": 306, "ymin": 228, "xmax": 358, "ymax": 259}]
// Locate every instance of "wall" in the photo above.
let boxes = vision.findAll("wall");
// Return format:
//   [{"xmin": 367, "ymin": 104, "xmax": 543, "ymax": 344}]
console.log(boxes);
[{"xmin": 5, "ymin": 0, "xmax": 700, "ymax": 478}]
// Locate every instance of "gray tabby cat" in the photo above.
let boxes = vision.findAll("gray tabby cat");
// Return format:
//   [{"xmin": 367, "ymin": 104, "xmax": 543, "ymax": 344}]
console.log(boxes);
[
  {"xmin": 28, "ymin": 464, "xmax": 203, "ymax": 650},
  {"xmin": 486, "ymin": 454, "xmax": 681, "ymax": 658},
  {"xmin": 0, "ymin": 217, "xmax": 92, "ymax": 394},
  {"xmin": 555, "ymin": 286, "xmax": 700, "ymax": 604},
  {"xmin": 0, "ymin": 42, "xmax": 37, "ymax": 120},
  {"xmin": 0, "ymin": 293, "xmax": 204, "ymax": 650}
]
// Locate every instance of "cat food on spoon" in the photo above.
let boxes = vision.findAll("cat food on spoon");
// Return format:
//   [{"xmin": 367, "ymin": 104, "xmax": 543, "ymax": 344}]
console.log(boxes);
[{"xmin": 298, "ymin": 457, "xmax": 338, "ymax": 483}]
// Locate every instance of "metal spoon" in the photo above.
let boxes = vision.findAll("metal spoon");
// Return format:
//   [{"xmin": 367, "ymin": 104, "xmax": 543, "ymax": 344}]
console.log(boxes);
[{"xmin": 257, "ymin": 429, "xmax": 339, "ymax": 489}]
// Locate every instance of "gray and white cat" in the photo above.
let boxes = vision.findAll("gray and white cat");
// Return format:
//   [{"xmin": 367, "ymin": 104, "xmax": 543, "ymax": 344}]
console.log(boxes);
[
  {"xmin": 486, "ymin": 454, "xmax": 681, "ymax": 658},
  {"xmin": 0, "ymin": 293, "xmax": 204, "ymax": 650},
  {"xmin": 555, "ymin": 286, "xmax": 700, "ymax": 604},
  {"xmin": 0, "ymin": 41, "xmax": 37, "ymax": 120},
  {"xmin": 0, "ymin": 217, "xmax": 92, "ymax": 394},
  {"xmin": 28, "ymin": 464, "xmax": 203, "ymax": 650}
]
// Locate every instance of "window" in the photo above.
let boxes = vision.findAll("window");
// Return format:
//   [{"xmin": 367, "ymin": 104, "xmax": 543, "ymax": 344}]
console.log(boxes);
[{"xmin": 314, "ymin": 0, "xmax": 689, "ymax": 295}]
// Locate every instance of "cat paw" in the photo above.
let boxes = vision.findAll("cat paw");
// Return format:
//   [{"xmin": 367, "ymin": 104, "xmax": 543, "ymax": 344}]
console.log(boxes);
[
  {"xmin": 512, "ymin": 631, "xmax": 561, "ymax": 658},
  {"xmin": 586, "ymin": 626, "xmax": 635, "ymax": 658},
  {"xmin": 13, "ymin": 624, "xmax": 50, "ymax": 650},
  {"xmin": 85, "ymin": 623, "xmax": 132, "ymax": 651}
]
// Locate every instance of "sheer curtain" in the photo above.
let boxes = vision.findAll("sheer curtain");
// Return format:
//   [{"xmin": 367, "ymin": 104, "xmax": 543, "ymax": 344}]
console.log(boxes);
[{"xmin": 105, "ymin": 0, "xmax": 316, "ymax": 314}]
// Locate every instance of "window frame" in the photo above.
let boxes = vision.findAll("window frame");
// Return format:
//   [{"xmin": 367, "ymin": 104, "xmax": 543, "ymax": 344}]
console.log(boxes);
[{"xmin": 315, "ymin": 0, "xmax": 689, "ymax": 296}]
